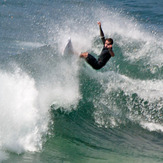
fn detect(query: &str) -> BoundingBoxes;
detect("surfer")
[80,22,114,70]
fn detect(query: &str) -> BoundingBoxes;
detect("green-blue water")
[0,0,163,162]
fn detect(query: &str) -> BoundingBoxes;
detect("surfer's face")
[105,40,112,49]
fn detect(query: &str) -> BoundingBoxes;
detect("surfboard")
[63,38,74,55]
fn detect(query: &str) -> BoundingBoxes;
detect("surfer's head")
[105,38,113,48]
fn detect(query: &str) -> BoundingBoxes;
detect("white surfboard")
[63,38,74,55]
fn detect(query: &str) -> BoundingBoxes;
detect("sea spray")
[47,3,163,130]
[0,68,49,158]
[0,0,163,162]
[49,55,81,111]
[93,71,163,129]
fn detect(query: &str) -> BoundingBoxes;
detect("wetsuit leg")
[85,54,101,70]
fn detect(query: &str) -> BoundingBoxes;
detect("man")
[80,22,115,70]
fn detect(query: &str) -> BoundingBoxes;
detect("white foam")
[93,71,163,128]
[121,77,162,102]
[140,122,163,132]
[49,57,81,111]
[0,68,49,160]
[103,72,163,103]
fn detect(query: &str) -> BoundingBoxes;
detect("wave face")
[0,0,163,162]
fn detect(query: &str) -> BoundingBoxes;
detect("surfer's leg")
[85,54,101,69]
[80,52,101,69]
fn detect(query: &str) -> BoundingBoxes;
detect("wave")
[93,71,163,128]
[0,1,163,162]
[0,45,81,160]
[0,68,49,160]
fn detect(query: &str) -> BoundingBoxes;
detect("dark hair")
[106,38,113,45]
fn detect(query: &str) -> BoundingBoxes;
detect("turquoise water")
[0,0,163,162]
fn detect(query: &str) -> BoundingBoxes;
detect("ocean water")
[0,0,163,162]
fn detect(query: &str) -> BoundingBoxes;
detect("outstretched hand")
[97,21,101,26]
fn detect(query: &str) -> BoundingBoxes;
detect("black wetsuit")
[86,47,112,70]
[85,27,113,70]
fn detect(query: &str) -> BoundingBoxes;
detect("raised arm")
[97,22,105,45]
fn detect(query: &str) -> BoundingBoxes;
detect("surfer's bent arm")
[97,22,105,45]
[108,48,115,57]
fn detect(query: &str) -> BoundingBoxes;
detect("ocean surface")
[0,0,163,162]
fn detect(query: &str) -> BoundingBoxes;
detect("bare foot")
[80,52,88,58]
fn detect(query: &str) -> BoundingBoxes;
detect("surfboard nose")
[63,38,74,55]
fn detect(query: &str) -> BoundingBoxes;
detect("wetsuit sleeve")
[99,25,105,45]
